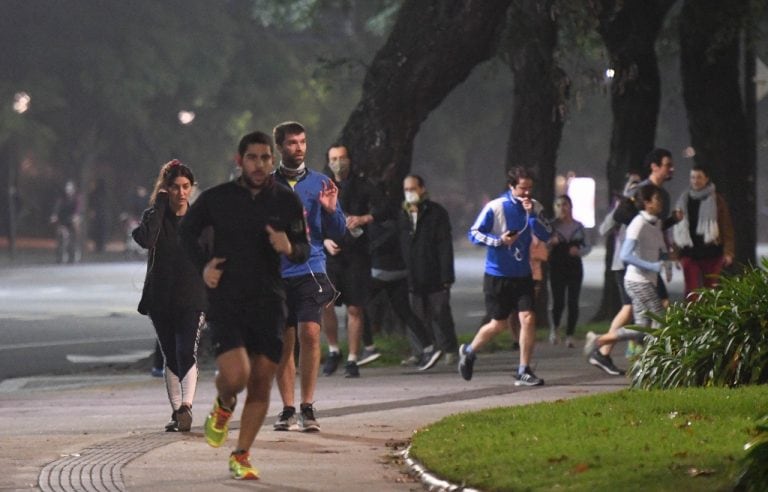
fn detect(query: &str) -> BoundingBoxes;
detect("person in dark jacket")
[368,195,444,371]
[399,175,458,363]
[132,160,207,433]
[178,131,310,480]
[321,144,382,377]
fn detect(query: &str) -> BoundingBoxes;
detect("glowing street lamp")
[13,92,30,114]
[178,110,195,125]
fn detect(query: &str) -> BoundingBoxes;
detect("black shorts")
[284,273,337,326]
[207,304,286,364]
[483,274,534,320]
[326,258,370,307]
[614,269,631,305]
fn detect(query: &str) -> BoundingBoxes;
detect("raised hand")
[318,178,338,213]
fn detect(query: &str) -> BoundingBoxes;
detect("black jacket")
[399,199,455,294]
[327,173,383,261]
[178,177,309,320]
[132,193,207,315]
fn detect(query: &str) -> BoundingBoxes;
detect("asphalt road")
[0,244,684,381]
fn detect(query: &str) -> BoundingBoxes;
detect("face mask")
[404,191,420,204]
[328,158,349,175]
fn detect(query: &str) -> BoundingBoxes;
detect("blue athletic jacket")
[468,190,551,278]
[274,168,346,278]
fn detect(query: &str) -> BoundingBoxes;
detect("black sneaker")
[588,349,626,376]
[322,351,342,376]
[418,348,443,371]
[514,367,544,386]
[344,360,360,378]
[176,404,193,432]
[273,406,298,431]
[299,403,320,432]
[458,344,476,381]
[165,410,179,432]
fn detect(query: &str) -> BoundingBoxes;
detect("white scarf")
[673,183,719,247]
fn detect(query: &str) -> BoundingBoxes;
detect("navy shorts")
[207,302,286,364]
[284,273,337,326]
[326,257,370,307]
[483,274,534,320]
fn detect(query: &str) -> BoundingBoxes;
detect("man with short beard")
[271,121,346,433]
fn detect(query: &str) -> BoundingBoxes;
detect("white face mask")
[328,158,349,176]
[404,191,420,204]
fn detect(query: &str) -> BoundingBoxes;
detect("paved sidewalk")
[0,343,628,491]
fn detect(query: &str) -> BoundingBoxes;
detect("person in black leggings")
[548,195,591,348]
[133,160,207,432]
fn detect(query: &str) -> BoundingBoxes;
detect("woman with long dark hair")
[133,160,207,432]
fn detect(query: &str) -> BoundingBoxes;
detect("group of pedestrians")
[129,134,735,480]
[131,123,461,480]
[585,148,734,376]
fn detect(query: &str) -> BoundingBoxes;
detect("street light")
[13,92,31,114]
[7,92,30,259]
[177,110,195,125]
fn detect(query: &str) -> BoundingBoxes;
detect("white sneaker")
[549,328,559,345]
[583,331,598,357]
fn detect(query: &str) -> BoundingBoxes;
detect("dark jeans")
[410,289,458,354]
[364,277,433,350]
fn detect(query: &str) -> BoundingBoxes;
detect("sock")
[518,365,528,376]
[348,354,358,362]
[463,345,473,355]
[365,344,376,352]
[283,405,296,414]
[328,344,340,354]
[423,344,434,353]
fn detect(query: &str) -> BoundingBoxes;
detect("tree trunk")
[503,0,567,327]
[504,0,566,218]
[339,0,513,194]
[680,0,754,267]
[590,0,675,321]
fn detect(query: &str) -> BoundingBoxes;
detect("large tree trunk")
[590,0,675,320]
[503,0,567,327]
[339,0,513,194]
[680,0,755,267]
[504,0,566,218]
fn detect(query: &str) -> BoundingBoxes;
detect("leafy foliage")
[630,258,768,389]
[735,414,768,491]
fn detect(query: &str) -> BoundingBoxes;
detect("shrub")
[735,414,768,492]
[630,258,768,389]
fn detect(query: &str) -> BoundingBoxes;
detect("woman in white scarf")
[672,164,735,300]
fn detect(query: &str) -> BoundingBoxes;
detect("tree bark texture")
[504,0,567,220]
[591,0,675,320]
[680,0,754,266]
[595,0,676,192]
[503,0,566,327]
[339,0,513,195]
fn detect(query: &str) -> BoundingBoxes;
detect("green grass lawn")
[409,386,768,491]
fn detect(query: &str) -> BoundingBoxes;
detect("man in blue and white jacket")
[272,121,346,433]
[459,167,551,386]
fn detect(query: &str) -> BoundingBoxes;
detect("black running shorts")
[483,274,534,320]
[284,273,337,326]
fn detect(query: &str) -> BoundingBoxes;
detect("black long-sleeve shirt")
[178,177,309,320]
[132,193,207,315]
